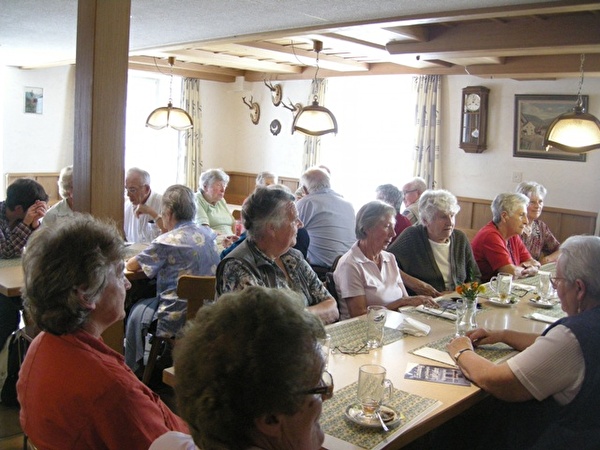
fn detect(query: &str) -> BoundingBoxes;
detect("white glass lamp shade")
[292,100,338,136]
[544,106,600,153]
[145,101,193,131]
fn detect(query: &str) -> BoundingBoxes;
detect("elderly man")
[401,176,427,225]
[124,168,165,243]
[471,192,540,282]
[0,178,48,350]
[445,235,600,448]
[296,167,355,274]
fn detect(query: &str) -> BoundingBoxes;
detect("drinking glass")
[489,272,513,302]
[366,305,386,348]
[357,364,393,419]
[318,333,332,369]
[538,271,554,300]
[454,298,468,337]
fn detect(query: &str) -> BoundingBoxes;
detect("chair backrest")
[176,275,217,321]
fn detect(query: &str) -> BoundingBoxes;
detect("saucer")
[529,298,558,309]
[487,297,514,307]
[344,404,402,429]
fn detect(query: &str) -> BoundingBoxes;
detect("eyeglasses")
[403,189,418,195]
[299,370,334,400]
[550,276,567,289]
[125,186,144,194]
[332,343,369,355]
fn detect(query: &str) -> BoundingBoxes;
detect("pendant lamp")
[543,55,600,153]
[145,57,193,131]
[292,40,338,137]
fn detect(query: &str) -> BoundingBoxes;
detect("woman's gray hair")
[419,189,461,224]
[491,193,529,223]
[355,200,396,240]
[559,235,600,300]
[174,286,326,450]
[255,171,277,186]
[242,185,295,241]
[375,184,403,213]
[199,168,230,191]
[22,214,125,335]
[516,181,547,200]
[162,184,196,221]
[58,165,73,199]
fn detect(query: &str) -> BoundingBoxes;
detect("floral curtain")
[181,78,203,192]
[412,75,442,189]
[301,78,327,171]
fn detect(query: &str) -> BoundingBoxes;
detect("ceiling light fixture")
[543,54,600,153]
[292,40,338,137]
[145,57,193,131]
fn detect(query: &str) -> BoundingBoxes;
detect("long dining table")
[163,267,563,449]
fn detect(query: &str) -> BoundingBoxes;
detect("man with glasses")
[445,235,600,448]
[401,176,427,225]
[124,168,165,243]
[150,286,332,450]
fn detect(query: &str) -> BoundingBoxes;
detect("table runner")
[410,334,516,364]
[327,318,405,351]
[321,381,440,449]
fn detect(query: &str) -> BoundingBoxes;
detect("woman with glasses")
[516,181,560,265]
[150,286,332,450]
[445,235,600,448]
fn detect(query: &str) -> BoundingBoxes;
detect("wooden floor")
[0,402,24,450]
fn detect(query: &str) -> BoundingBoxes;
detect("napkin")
[412,347,456,367]
[414,305,457,321]
[398,317,431,336]
[528,313,557,324]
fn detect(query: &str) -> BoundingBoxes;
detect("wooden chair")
[141,275,216,385]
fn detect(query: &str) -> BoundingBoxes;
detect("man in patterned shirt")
[0,178,48,350]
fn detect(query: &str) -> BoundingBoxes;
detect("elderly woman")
[17,215,187,449]
[516,181,560,265]
[471,193,540,282]
[194,168,236,240]
[375,183,412,242]
[446,235,600,448]
[256,170,278,187]
[43,165,73,227]
[150,286,331,450]
[217,185,339,324]
[125,185,220,372]
[333,200,436,320]
[388,189,480,295]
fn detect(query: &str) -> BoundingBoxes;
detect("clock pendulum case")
[459,86,490,153]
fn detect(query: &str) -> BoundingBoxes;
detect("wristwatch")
[453,347,473,362]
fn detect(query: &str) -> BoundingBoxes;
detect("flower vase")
[455,297,478,336]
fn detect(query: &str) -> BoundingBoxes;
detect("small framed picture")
[513,94,588,162]
[24,87,43,114]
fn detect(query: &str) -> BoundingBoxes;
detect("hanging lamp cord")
[576,54,584,109]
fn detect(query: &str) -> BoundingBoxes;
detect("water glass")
[357,364,393,418]
[366,305,386,348]
[538,271,554,300]
[454,298,468,336]
[318,333,332,369]
[489,272,513,301]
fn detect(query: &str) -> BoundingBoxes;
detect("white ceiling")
[1,0,599,80]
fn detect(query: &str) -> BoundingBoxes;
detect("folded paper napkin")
[398,317,431,336]
[528,313,557,324]
[415,305,457,321]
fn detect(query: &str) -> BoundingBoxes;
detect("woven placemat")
[524,306,566,319]
[410,334,516,363]
[321,381,439,449]
[328,318,405,351]
[0,257,21,269]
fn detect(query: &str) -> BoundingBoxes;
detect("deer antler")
[242,96,255,109]
[281,98,299,113]
[264,79,276,92]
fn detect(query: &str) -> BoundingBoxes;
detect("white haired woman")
[471,193,540,282]
[42,165,73,227]
[516,181,560,265]
[333,200,436,320]
[388,189,480,294]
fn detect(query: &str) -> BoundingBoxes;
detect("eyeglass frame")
[298,370,334,400]
[550,276,567,289]
[124,185,146,195]
[403,188,419,195]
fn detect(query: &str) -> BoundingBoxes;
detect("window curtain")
[412,75,442,189]
[301,78,327,171]
[181,78,203,191]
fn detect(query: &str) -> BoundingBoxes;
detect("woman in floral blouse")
[516,181,560,265]
[125,184,220,372]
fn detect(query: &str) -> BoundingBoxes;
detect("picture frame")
[513,94,588,162]
[24,87,44,114]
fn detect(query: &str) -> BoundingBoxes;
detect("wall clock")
[459,86,490,153]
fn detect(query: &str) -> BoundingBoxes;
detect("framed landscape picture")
[513,94,588,162]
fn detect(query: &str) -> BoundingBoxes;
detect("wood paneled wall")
[456,196,597,243]
[224,171,300,205]
[6,172,61,206]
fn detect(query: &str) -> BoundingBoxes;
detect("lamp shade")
[292,100,338,136]
[543,106,600,153]
[145,101,194,131]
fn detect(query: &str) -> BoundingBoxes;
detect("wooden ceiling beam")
[386,14,600,59]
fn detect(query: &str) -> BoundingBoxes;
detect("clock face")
[465,93,481,112]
